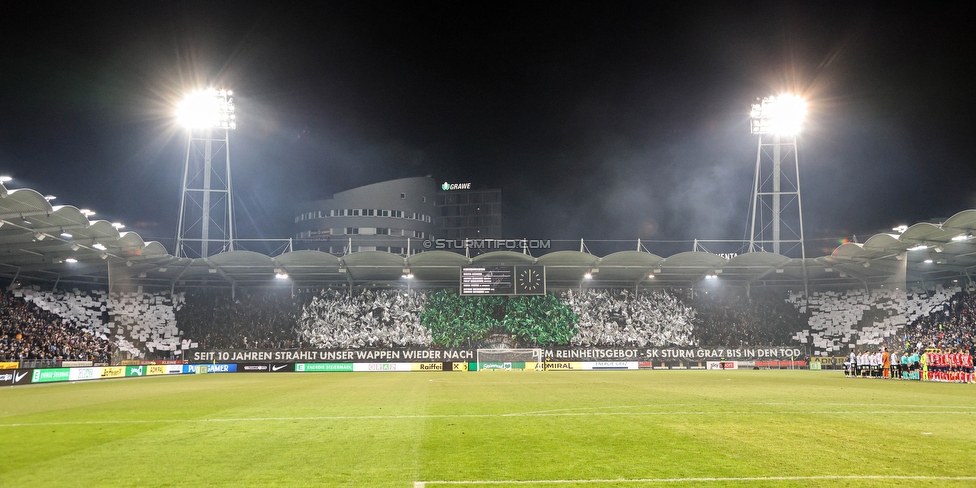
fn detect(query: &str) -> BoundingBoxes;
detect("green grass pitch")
[2,371,976,487]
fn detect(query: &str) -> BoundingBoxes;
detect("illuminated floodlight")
[275,272,289,279]
[176,88,237,130]
[924,259,934,264]
[952,234,971,241]
[892,225,909,234]
[112,222,125,229]
[907,244,928,251]
[60,232,72,238]
[92,243,107,251]
[0,176,11,182]
[65,258,78,263]
[583,273,593,280]
[750,94,807,135]
[44,195,56,201]
[80,209,96,217]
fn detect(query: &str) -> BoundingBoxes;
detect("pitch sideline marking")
[503,402,976,416]
[414,475,976,486]
[2,410,976,428]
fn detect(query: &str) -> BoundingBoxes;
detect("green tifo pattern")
[420,291,578,347]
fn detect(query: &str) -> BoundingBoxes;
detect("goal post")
[476,348,543,371]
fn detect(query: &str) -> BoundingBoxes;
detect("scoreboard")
[460,266,546,296]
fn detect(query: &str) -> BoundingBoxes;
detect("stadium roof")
[3,182,976,291]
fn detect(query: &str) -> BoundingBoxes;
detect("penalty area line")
[414,475,976,486]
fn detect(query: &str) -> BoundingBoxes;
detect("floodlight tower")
[748,94,807,260]
[175,88,237,258]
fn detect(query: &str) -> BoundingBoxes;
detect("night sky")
[2,1,975,257]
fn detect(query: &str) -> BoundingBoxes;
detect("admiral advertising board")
[147,365,169,376]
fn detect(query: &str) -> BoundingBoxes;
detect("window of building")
[345,227,359,235]
[376,228,390,235]
[400,193,406,199]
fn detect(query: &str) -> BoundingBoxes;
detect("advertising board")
[240,364,270,372]
[146,365,169,376]
[68,367,100,381]
[295,363,354,372]
[1,369,33,386]
[542,362,583,371]
[125,366,145,377]
[707,361,739,370]
[62,361,94,368]
[353,363,413,372]
[100,366,126,378]
[181,364,237,374]
[411,362,444,372]
[0,361,19,370]
[582,361,638,370]
[32,368,71,383]
[479,361,526,371]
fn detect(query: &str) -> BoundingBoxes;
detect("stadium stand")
[898,287,976,352]
[176,290,300,350]
[7,281,976,363]
[788,283,973,355]
[299,289,431,348]
[563,289,696,347]
[1,290,113,363]
[692,289,803,347]
[18,287,185,359]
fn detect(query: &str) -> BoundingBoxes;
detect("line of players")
[844,348,974,383]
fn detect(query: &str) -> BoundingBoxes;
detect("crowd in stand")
[692,289,803,347]
[897,290,976,353]
[0,291,113,362]
[563,289,696,347]
[790,285,960,356]
[7,281,976,359]
[176,290,301,350]
[298,289,431,348]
